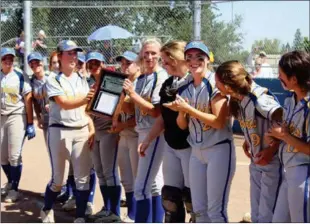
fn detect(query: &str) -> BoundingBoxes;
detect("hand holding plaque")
[86,69,128,119]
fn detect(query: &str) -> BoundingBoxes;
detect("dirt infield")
[1,128,250,223]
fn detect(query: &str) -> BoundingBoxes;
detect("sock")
[108,186,121,216]
[2,164,11,183]
[76,190,90,218]
[152,195,164,223]
[88,172,96,203]
[66,175,74,197]
[100,185,110,210]
[10,165,22,191]
[135,198,152,223]
[43,185,60,211]
[126,192,136,220]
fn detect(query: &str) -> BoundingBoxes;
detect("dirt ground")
[1,128,251,223]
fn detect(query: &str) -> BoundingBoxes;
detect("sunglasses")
[255,64,262,66]
[185,55,206,62]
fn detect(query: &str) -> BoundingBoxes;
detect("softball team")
[1,38,309,224]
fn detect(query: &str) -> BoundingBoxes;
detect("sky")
[214,0,310,51]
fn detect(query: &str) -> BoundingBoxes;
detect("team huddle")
[0,38,309,223]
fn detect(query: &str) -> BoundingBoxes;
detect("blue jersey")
[279,91,310,168]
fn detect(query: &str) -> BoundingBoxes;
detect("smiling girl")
[165,41,236,222]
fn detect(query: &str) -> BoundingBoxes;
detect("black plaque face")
[100,74,124,94]
[87,69,127,117]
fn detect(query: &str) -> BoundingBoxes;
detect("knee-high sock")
[10,165,22,191]
[152,195,164,223]
[126,192,136,220]
[76,190,90,218]
[2,164,12,183]
[88,172,96,203]
[99,185,110,210]
[135,198,152,223]
[107,186,121,216]
[43,185,60,211]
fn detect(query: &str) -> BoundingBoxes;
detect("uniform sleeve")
[209,74,221,100]
[22,74,32,96]
[46,76,65,98]
[256,94,282,120]
[151,71,168,105]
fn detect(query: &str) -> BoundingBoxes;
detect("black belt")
[49,124,87,129]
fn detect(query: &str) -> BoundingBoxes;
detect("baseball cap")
[38,30,46,38]
[116,51,138,62]
[259,51,267,57]
[27,52,43,63]
[86,51,106,63]
[57,40,83,52]
[78,52,86,63]
[1,48,16,58]
[185,41,210,58]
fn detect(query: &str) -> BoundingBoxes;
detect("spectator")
[15,31,25,69]
[102,40,114,64]
[33,30,48,68]
[257,51,274,78]
[251,57,263,78]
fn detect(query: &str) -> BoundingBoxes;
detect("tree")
[1,0,247,62]
[293,28,303,50]
[251,38,282,54]
[281,42,291,54]
[303,37,310,53]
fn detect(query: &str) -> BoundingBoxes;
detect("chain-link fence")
[1,1,309,76]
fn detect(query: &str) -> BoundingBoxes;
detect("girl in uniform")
[122,38,168,223]
[28,52,50,143]
[61,51,96,216]
[138,41,194,222]
[1,48,35,203]
[267,51,310,223]
[215,60,283,222]
[85,51,122,223]
[40,40,95,223]
[48,51,59,74]
[114,51,140,222]
[165,41,235,222]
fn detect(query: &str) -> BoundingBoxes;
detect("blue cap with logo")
[78,52,86,63]
[86,51,106,63]
[27,52,43,63]
[1,48,16,58]
[116,51,138,62]
[185,41,210,58]
[57,40,83,52]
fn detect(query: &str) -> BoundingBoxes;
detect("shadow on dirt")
[1,189,75,223]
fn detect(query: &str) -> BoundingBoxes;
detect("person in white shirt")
[256,51,274,79]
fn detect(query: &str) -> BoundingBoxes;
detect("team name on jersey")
[239,119,257,129]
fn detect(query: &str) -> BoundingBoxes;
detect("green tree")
[251,38,282,54]
[293,28,303,50]
[303,37,310,53]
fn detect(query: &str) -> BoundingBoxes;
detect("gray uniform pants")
[117,134,139,193]
[1,114,26,166]
[47,126,92,192]
[91,130,120,186]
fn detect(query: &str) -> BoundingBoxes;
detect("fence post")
[193,0,201,41]
[23,1,32,75]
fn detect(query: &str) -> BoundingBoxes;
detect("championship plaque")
[86,69,127,118]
